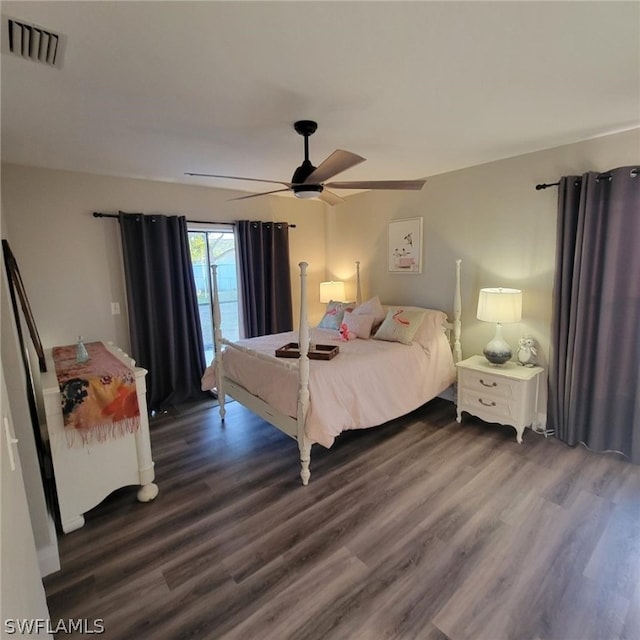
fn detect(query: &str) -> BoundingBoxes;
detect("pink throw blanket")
[52,342,140,446]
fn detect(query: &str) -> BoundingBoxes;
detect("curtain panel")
[236,220,293,338]
[119,212,206,411]
[548,167,640,463]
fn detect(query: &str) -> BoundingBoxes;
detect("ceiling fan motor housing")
[291,159,316,184]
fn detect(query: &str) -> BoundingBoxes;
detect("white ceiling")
[1,1,639,199]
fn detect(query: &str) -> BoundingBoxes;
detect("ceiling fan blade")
[304,150,366,184]
[185,172,292,188]
[325,179,426,191]
[229,188,291,202]
[318,189,345,206]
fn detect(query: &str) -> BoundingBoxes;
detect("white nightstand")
[456,355,543,443]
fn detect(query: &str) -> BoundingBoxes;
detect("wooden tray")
[275,342,339,360]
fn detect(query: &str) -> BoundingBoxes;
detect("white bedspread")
[219,327,456,448]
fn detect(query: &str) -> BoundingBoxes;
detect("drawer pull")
[479,379,497,388]
[478,399,496,407]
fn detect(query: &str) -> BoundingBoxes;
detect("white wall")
[0,165,328,351]
[327,129,640,373]
[9,130,635,362]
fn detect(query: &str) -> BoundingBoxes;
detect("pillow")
[373,307,427,345]
[407,308,448,347]
[352,295,386,326]
[342,311,375,339]
[317,300,356,330]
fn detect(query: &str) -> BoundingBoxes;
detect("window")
[188,227,240,364]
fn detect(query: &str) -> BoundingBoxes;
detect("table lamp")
[320,281,345,303]
[476,287,522,364]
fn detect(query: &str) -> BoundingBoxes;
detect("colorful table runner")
[52,342,140,446]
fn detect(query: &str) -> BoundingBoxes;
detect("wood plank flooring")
[43,398,640,640]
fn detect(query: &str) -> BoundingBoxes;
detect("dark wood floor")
[44,397,640,640]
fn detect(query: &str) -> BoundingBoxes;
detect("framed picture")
[388,217,423,273]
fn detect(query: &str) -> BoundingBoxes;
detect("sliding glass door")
[188,227,240,364]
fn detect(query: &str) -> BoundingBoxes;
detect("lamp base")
[482,322,513,365]
[483,338,512,365]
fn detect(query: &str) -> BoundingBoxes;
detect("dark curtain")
[548,166,640,463]
[119,212,206,411]
[236,220,293,337]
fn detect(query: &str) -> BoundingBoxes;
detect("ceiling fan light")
[293,184,323,199]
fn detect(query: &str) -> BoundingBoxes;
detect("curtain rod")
[537,168,639,191]
[92,212,296,228]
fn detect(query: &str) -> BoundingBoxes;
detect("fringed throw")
[52,342,140,447]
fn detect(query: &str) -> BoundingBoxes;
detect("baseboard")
[438,385,456,403]
[37,515,60,577]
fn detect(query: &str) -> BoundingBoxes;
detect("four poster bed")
[202,260,462,485]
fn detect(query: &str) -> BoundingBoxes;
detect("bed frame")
[211,259,462,485]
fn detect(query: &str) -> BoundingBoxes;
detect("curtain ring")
[631,168,639,178]
[595,173,612,183]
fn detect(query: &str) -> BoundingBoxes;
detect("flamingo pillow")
[373,307,427,345]
[342,310,375,339]
[318,300,356,330]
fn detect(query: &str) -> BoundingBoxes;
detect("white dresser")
[41,342,158,533]
[456,355,543,443]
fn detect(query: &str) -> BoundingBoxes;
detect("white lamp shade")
[320,281,346,303]
[476,288,522,323]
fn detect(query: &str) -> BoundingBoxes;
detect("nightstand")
[456,355,543,443]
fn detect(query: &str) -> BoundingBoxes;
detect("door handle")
[4,416,19,472]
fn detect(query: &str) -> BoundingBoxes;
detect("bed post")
[296,261,312,485]
[453,259,462,363]
[210,264,226,421]
[355,260,362,305]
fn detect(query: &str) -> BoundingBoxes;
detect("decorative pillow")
[409,308,448,347]
[317,300,356,330]
[373,307,427,345]
[342,311,375,339]
[352,295,386,326]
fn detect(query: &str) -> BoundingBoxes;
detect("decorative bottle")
[76,336,89,363]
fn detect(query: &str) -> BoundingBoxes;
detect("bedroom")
[1,2,639,638]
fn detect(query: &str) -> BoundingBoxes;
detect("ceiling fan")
[185,120,426,206]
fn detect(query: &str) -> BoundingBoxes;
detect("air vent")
[1,16,66,68]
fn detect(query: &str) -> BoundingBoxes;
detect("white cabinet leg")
[137,483,159,502]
